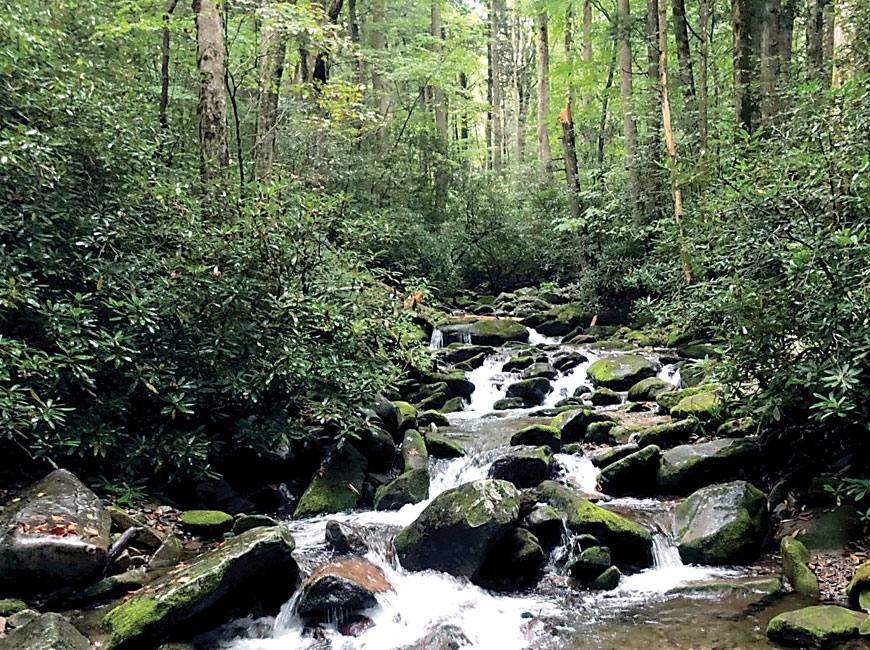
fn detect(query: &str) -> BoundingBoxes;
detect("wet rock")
[148,535,183,570]
[393,402,419,437]
[418,372,476,400]
[632,419,694,449]
[522,362,558,380]
[675,480,766,565]
[399,624,472,650]
[2,611,89,650]
[552,352,588,372]
[568,546,611,582]
[488,446,554,488]
[394,479,520,580]
[436,344,495,365]
[493,397,527,410]
[656,438,758,494]
[586,355,660,391]
[537,481,651,567]
[627,377,675,402]
[294,443,367,518]
[418,410,450,428]
[766,605,865,647]
[232,514,279,535]
[561,443,584,455]
[523,304,592,337]
[592,565,622,590]
[551,408,617,444]
[340,615,375,637]
[479,528,545,587]
[847,561,870,611]
[590,444,640,469]
[325,520,369,556]
[103,526,298,650]
[106,506,163,549]
[589,388,622,406]
[178,510,233,538]
[503,355,535,372]
[584,421,617,445]
[69,568,148,607]
[717,417,756,438]
[521,504,564,547]
[510,424,561,451]
[441,397,466,414]
[0,469,111,596]
[295,558,392,621]
[597,445,661,496]
[656,385,713,413]
[425,431,465,458]
[505,378,552,407]
[374,431,430,511]
[671,392,722,421]
[374,396,400,436]
[779,506,862,553]
[440,320,529,346]
[355,425,398,472]
[781,537,820,599]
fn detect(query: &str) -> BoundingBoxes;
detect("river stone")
[394,479,520,579]
[493,397,527,410]
[398,624,472,650]
[767,605,865,647]
[478,527,545,587]
[418,372,476,400]
[325,520,369,556]
[510,424,561,451]
[148,535,183,570]
[675,480,767,565]
[586,355,660,391]
[0,469,112,596]
[536,481,652,567]
[521,504,564,546]
[781,537,820,599]
[628,377,676,402]
[232,514,279,535]
[718,417,756,438]
[1,611,90,650]
[425,431,465,458]
[106,506,163,549]
[568,545,612,582]
[522,362,558,380]
[503,355,534,372]
[488,446,554,488]
[552,352,588,372]
[656,386,712,413]
[178,510,233,538]
[293,443,367,518]
[418,410,450,429]
[439,319,529,346]
[103,526,298,650]
[592,565,622,590]
[597,445,661,496]
[441,397,466,414]
[656,438,759,494]
[847,561,870,609]
[590,444,640,469]
[523,303,591,337]
[671,392,722,421]
[393,401,419,438]
[632,419,694,449]
[373,469,430,511]
[551,408,617,444]
[437,344,494,364]
[294,558,392,621]
[505,378,552,406]
[589,388,622,406]
[585,421,617,445]
[70,568,148,607]
[374,396,400,436]
[355,425,397,472]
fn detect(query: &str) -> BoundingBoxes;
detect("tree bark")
[780,0,796,68]
[490,0,505,174]
[832,0,855,87]
[698,0,709,150]
[431,0,449,218]
[598,46,617,169]
[193,0,229,186]
[671,0,696,97]
[254,0,286,183]
[159,0,180,162]
[371,0,390,117]
[760,0,781,125]
[645,0,662,217]
[658,0,693,283]
[732,0,757,132]
[807,0,826,79]
[561,100,583,227]
[617,0,638,197]
[536,11,552,177]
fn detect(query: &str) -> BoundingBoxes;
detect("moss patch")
[178,511,233,537]
[767,605,865,647]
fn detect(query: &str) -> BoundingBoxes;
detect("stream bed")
[216,332,824,650]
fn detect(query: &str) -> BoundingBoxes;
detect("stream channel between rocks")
[214,331,842,650]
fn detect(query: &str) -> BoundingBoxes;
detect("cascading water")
[428,328,444,350]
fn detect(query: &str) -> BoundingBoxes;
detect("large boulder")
[478,528,545,588]
[781,537,820,599]
[767,606,865,648]
[505,378,552,406]
[523,303,591,337]
[293,443,367,518]
[0,469,111,596]
[671,392,723,421]
[597,445,661,496]
[436,344,495,365]
[294,558,392,621]
[439,319,529,347]
[656,439,758,494]
[675,480,767,565]
[510,424,561,451]
[2,611,90,650]
[847,561,870,610]
[374,431,430,511]
[103,526,298,650]
[586,355,660,391]
[536,481,651,567]
[590,444,640,469]
[632,419,694,449]
[394,479,520,580]
[551,408,617,444]
[424,431,465,459]
[656,385,712,413]
[488,446,554,488]
[627,377,676,402]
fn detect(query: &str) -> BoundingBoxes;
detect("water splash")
[428,328,445,350]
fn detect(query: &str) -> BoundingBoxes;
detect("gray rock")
[2,611,89,650]
[656,439,758,494]
[488,446,554,488]
[597,446,661,496]
[505,378,552,406]
[325,520,369,556]
[294,558,392,621]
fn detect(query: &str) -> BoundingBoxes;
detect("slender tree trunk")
[561,100,583,226]
[159,0,180,162]
[832,0,855,87]
[370,0,390,118]
[671,0,696,97]
[581,0,593,155]
[645,0,662,217]
[823,1,835,82]
[698,0,709,150]
[193,0,229,186]
[254,1,286,182]
[486,42,493,168]
[511,11,524,165]
[780,0,796,68]
[617,0,639,198]
[431,0,449,218]
[491,0,505,174]
[732,0,756,132]
[459,72,470,143]
[598,47,618,169]
[807,0,826,79]
[536,11,552,177]
[658,0,693,283]
[760,0,781,125]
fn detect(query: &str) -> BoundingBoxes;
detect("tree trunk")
[193,0,229,186]
[581,0,593,156]
[598,46,617,169]
[832,0,855,87]
[760,0,781,125]
[617,0,639,197]
[491,0,505,174]
[807,0,826,79]
[645,0,662,218]
[254,0,286,183]
[536,11,552,177]
[159,0,180,162]
[459,72,470,143]
[371,0,390,116]
[732,0,757,132]
[658,0,693,283]
[780,0,796,68]
[672,0,696,97]
[431,0,449,218]
[698,0,709,150]
[511,10,524,165]
[561,100,583,227]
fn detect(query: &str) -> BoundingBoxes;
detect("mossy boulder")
[671,392,723,421]
[394,479,520,580]
[781,537,820,599]
[294,558,392,622]
[440,319,529,347]
[627,377,675,402]
[505,378,552,406]
[502,355,535,372]
[70,568,149,608]
[597,445,661,496]
[632,419,695,449]
[553,352,588,372]
[847,561,870,609]
[568,546,612,582]
[656,438,758,494]
[590,444,640,469]
[424,432,465,459]
[767,606,865,648]
[393,401,419,438]
[718,417,757,438]
[656,386,713,413]
[551,408,617,444]
[510,424,561,451]
[521,504,564,547]
[536,480,652,567]
[3,612,89,650]
[373,469,430,511]
[232,514,279,535]
[436,344,495,365]
[493,398,526,410]
[418,410,450,429]
[523,303,592,337]
[478,528,545,587]
[488,446,554,488]
[675,480,767,565]
[592,566,622,590]
[586,355,661,391]
[585,421,617,445]
[293,443,367,518]
[441,397,465,413]
[178,511,233,538]
[522,362,558,380]
[589,388,623,406]
[0,469,112,596]
[103,526,298,650]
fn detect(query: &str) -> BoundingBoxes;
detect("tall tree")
[617,0,639,197]
[832,0,856,87]
[732,0,759,132]
[562,7,582,225]
[254,0,287,182]
[760,0,782,124]
[159,0,180,162]
[807,0,827,80]
[431,0,449,217]
[490,0,505,173]
[370,0,390,117]
[193,0,229,186]
[698,0,709,150]
[671,0,696,98]
[536,10,552,176]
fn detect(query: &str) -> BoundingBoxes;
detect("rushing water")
[219,333,788,650]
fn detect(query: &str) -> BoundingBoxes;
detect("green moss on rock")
[586,355,660,391]
[425,432,465,459]
[293,443,367,519]
[510,424,561,450]
[178,511,233,537]
[627,377,675,402]
[767,605,865,647]
[373,468,430,511]
[671,392,723,421]
[656,385,713,413]
[781,536,820,599]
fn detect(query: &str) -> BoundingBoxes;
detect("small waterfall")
[458,331,473,344]
[527,327,563,346]
[428,328,445,350]
[658,363,682,387]
[651,534,684,569]
[554,453,602,496]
